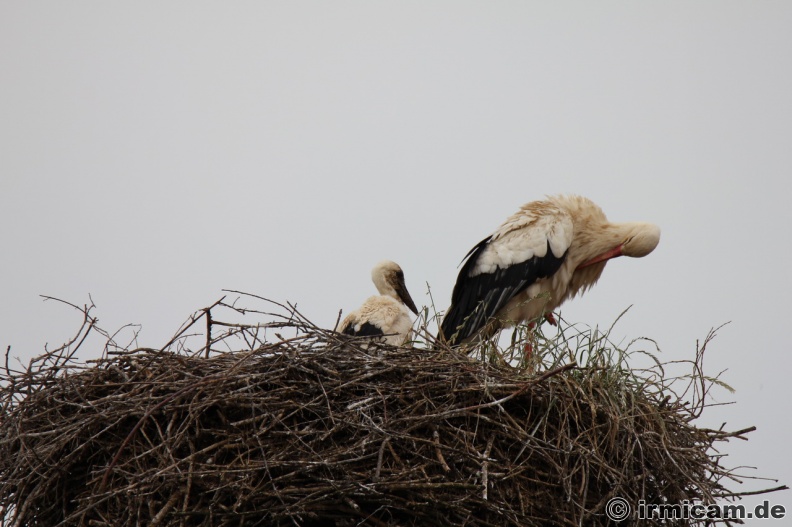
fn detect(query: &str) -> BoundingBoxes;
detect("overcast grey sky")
[2,2,790,520]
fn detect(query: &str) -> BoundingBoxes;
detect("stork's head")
[371,260,419,315]
[621,222,662,258]
[546,195,660,269]
[577,222,661,268]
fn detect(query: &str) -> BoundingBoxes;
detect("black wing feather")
[440,239,566,346]
[343,321,384,338]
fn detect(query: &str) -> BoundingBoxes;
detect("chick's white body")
[339,296,415,346]
[337,260,418,346]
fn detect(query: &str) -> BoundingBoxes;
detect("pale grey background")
[2,2,790,521]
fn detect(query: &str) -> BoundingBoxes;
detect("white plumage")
[441,195,660,346]
[337,260,419,346]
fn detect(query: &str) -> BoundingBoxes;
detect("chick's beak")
[395,279,419,315]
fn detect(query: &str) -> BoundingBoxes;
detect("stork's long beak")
[578,245,624,269]
[395,279,419,315]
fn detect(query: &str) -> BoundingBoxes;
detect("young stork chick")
[337,260,419,346]
[440,195,660,347]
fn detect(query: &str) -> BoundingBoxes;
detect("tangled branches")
[0,294,785,526]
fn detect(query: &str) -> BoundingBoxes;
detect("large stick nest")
[0,294,784,526]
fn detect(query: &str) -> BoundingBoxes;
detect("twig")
[374,438,389,481]
[481,436,495,500]
[150,492,180,527]
[719,484,789,497]
[204,306,213,359]
[433,429,451,473]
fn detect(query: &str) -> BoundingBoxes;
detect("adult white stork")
[440,194,660,347]
[337,260,419,346]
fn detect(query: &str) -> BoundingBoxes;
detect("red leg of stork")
[525,313,556,367]
[524,321,537,359]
